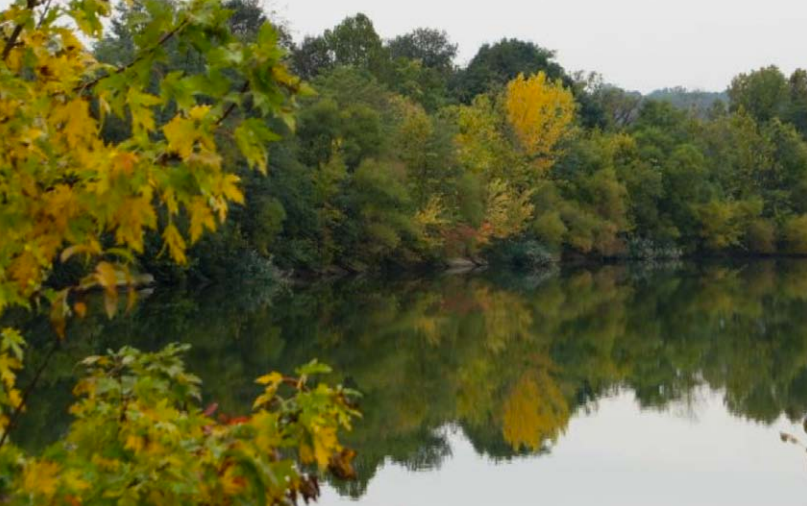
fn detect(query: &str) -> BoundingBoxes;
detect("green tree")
[451,39,566,103]
[729,66,790,123]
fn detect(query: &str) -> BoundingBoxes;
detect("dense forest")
[3,0,807,501]
[88,3,807,282]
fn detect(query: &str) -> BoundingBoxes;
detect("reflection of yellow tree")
[501,370,570,451]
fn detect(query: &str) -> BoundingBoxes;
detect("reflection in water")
[10,260,807,502]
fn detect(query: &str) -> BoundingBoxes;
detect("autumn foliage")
[0,0,359,502]
[505,72,576,171]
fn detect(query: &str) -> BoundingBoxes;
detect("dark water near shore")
[14,260,807,505]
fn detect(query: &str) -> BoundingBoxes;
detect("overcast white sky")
[275,0,807,94]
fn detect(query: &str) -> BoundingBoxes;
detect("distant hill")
[645,87,728,116]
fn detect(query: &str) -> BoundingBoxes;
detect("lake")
[13,260,807,505]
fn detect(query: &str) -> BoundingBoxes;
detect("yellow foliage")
[480,179,534,242]
[501,370,570,451]
[505,72,576,172]
[414,196,448,250]
[22,460,61,499]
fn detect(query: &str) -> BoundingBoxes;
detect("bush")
[626,237,683,260]
[783,214,807,254]
[745,219,777,254]
[489,239,555,270]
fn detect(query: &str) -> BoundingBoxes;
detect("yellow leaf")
[51,98,93,149]
[188,104,211,121]
[22,461,60,498]
[94,262,118,293]
[163,224,187,264]
[127,88,161,135]
[256,372,283,385]
[163,115,197,159]
[0,354,20,389]
[124,434,145,453]
[189,198,216,243]
[220,174,244,205]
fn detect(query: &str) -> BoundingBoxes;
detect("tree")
[728,66,790,123]
[387,28,457,73]
[323,13,386,73]
[291,35,333,80]
[0,0,358,501]
[788,69,807,136]
[504,72,576,172]
[452,39,566,103]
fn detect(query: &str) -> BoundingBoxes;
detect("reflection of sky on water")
[320,388,806,506]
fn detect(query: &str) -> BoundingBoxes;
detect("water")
[13,260,807,504]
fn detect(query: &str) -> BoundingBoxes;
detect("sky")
[275,0,807,94]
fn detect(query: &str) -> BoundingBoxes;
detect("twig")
[76,17,190,94]
[0,342,58,448]
[215,81,250,126]
[1,0,38,61]
[35,0,52,29]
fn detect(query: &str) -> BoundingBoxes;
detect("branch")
[0,342,58,448]
[35,0,52,29]
[1,0,38,61]
[215,81,250,126]
[76,17,190,94]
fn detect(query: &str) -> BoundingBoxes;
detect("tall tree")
[387,28,457,73]
[728,66,790,123]
[323,13,386,72]
[452,39,566,103]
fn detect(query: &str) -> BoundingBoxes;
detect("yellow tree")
[0,0,358,501]
[505,72,576,173]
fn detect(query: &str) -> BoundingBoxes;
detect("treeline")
[95,4,807,279]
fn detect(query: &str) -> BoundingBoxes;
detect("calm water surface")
[14,260,807,505]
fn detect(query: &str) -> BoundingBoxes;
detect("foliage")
[4,346,358,504]
[505,72,576,172]
[0,0,359,502]
[142,11,807,273]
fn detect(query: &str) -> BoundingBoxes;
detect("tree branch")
[76,17,190,94]
[1,0,38,61]
[0,342,58,448]
[35,0,52,29]
[215,81,250,126]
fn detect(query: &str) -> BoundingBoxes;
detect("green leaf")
[234,119,279,173]
[295,360,332,378]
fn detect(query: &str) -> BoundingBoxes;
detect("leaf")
[256,372,283,386]
[127,88,162,136]
[49,289,70,339]
[21,460,60,498]
[234,119,279,173]
[189,199,216,243]
[51,99,94,149]
[160,71,196,111]
[94,262,118,294]
[220,174,244,205]
[73,301,87,318]
[163,115,197,159]
[163,224,187,264]
[0,354,20,389]
[295,360,332,378]
[103,291,118,319]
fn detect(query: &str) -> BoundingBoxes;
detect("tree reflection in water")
[11,260,807,497]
